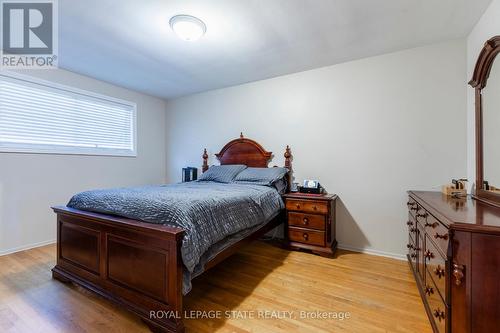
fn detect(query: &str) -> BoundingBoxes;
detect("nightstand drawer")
[288,227,325,246]
[286,199,328,214]
[288,212,325,230]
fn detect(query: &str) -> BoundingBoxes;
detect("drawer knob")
[434,232,448,240]
[434,265,445,279]
[425,221,438,228]
[409,227,417,233]
[410,252,417,259]
[313,205,317,211]
[453,263,465,286]
[302,233,309,240]
[424,250,434,261]
[433,309,445,321]
[302,217,309,225]
[296,204,301,209]
[406,221,413,226]
[406,243,414,249]
[425,285,434,296]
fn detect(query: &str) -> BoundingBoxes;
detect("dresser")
[283,193,337,256]
[407,191,500,333]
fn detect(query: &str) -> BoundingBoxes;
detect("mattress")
[67,181,284,293]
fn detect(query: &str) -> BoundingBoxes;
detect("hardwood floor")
[0,242,432,333]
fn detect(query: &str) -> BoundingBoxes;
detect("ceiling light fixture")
[169,15,206,42]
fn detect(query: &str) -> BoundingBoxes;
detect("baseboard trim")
[1,239,406,261]
[0,239,56,257]
[337,244,406,261]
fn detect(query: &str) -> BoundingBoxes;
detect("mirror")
[470,36,500,207]
[482,58,500,192]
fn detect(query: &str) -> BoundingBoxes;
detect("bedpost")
[202,148,209,173]
[284,145,292,192]
[284,145,292,170]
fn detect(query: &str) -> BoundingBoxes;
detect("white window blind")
[0,73,137,156]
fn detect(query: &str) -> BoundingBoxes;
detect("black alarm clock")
[299,179,322,194]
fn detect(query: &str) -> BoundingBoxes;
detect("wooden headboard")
[202,133,292,175]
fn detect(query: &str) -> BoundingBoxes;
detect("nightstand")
[283,193,337,257]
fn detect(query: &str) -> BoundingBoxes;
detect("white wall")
[165,40,467,259]
[0,69,167,255]
[466,0,500,189]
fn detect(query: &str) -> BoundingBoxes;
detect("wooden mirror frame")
[469,36,500,207]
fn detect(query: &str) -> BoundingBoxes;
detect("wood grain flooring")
[0,242,432,333]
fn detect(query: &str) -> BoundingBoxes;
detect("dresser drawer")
[288,227,325,246]
[425,235,446,302]
[408,219,417,265]
[415,206,429,228]
[288,212,325,230]
[407,197,418,217]
[424,214,449,256]
[409,248,418,272]
[286,199,328,214]
[425,269,448,333]
[407,213,417,237]
[407,228,416,251]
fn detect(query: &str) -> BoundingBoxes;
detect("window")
[0,72,137,156]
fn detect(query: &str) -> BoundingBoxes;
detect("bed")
[51,134,292,333]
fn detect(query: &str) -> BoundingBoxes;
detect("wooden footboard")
[52,206,185,333]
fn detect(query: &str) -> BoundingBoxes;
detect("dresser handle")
[407,201,416,207]
[296,204,301,209]
[410,227,417,233]
[410,252,417,259]
[410,206,418,211]
[303,217,309,225]
[424,250,434,261]
[434,232,448,240]
[433,309,445,321]
[312,205,317,211]
[425,285,434,296]
[425,221,438,228]
[434,265,445,279]
[453,263,465,286]
[406,243,414,249]
[406,221,413,226]
[416,212,428,219]
[302,233,309,241]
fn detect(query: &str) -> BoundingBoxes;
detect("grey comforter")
[67,181,284,293]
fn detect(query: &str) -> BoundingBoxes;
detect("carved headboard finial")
[284,145,292,170]
[284,145,293,192]
[240,132,244,139]
[202,148,209,173]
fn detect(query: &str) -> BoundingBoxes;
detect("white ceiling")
[59,0,492,99]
